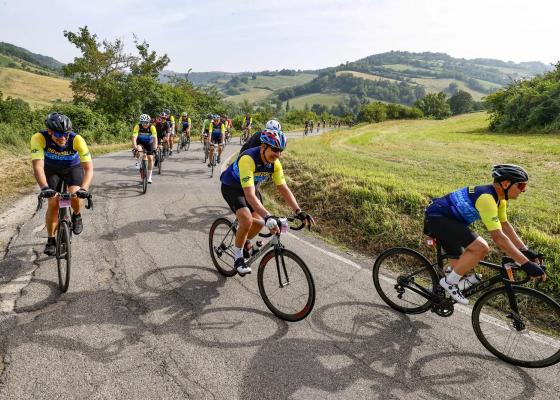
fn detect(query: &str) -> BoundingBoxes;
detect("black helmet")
[492,164,528,183]
[45,112,72,133]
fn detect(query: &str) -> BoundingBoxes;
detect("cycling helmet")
[45,112,72,132]
[265,119,282,131]
[139,114,151,124]
[163,108,171,116]
[160,111,168,118]
[492,164,528,183]
[213,114,221,120]
[181,112,188,117]
[260,129,287,150]
[207,113,213,119]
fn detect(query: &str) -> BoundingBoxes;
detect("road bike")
[209,216,315,321]
[132,149,149,193]
[372,238,560,368]
[176,133,190,153]
[241,127,250,145]
[154,145,163,175]
[202,139,210,164]
[37,183,93,293]
[209,143,219,177]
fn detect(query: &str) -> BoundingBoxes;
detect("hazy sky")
[1,0,558,73]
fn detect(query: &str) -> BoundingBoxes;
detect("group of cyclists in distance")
[29,108,546,314]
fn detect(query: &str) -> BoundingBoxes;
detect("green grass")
[224,73,317,104]
[224,88,273,103]
[411,77,487,100]
[288,93,347,109]
[336,70,398,83]
[267,112,560,300]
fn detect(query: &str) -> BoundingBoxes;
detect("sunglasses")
[516,182,527,190]
[52,131,69,139]
[269,146,283,154]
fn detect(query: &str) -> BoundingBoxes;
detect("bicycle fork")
[274,246,290,288]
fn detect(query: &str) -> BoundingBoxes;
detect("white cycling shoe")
[439,277,469,305]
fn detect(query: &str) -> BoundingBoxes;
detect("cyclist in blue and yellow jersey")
[30,113,93,256]
[423,164,545,304]
[178,111,192,140]
[132,113,157,183]
[208,114,224,166]
[220,129,314,275]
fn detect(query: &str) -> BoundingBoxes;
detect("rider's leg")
[448,237,489,280]
[46,197,60,238]
[208,143,215,166]
[218,143,223,161]
[234,207,252,251]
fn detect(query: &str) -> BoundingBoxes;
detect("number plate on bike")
[59,198,71,208]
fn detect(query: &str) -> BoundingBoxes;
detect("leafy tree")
[285,100,290,112]
[358,102,387,123]
[448,90,474,115]
[414,92,451,119]
[446,82,459,96]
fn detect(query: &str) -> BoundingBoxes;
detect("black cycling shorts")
[45,165,84,192]
[221,184,263,213]
[423,215,478,258]
[138,139,156,155]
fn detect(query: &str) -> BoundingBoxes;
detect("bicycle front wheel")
[258,249,315,322]
[141,160,148,194]
[185,138,190,151]
[176,141,181,153]
[157,150,162,175]
[372,247,436,314]
[472,286,560,368]
[209,218,237,277]
[56,220,71,292]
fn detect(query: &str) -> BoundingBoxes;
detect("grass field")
[224,73,317,104]
[288,93,347,109]
[411,77,487,100]
[0,67,72,107]
[266,112,560,299]
[224,88,273,103]
[336,70,398,83]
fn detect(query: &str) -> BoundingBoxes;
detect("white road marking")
[287,232,363,270]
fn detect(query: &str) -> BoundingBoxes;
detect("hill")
[0,42,64,74]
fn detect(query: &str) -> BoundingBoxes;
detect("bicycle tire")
[141,159,148,193]
[257,249,315,322]
[472,286,560,368]
[209,218,237,277]
[372,247,436,314]
[176,141,181,154]
[56,220,71,292]
[185,137,190,151]
[157,149,162,175]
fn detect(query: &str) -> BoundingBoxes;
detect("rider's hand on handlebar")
[40,186,57,198]
[265,215,280,234]
[296,210,315,230]
[521,260,547,281]
[75,188,90,199]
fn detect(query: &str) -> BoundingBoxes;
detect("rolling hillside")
[0,68,72,107]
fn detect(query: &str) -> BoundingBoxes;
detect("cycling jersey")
[30,131,91,168]
[221,147,285,189]
[426,185,507,231]
[244,117,253,127]
[132,124,157,143]
[202,118,211,134]
[179,117,192,132]
[211,121,225,141]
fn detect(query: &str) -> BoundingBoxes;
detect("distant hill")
[0,42,64,73]
[177,51,551,110]
[0,68,72,107]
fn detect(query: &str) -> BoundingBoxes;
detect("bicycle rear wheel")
[185,137,190,151]
[56,220,71,292]
[209,218,237,277]
[211,154,215,177]
[157,149,162,174]
[372,247,436,314]
[176,140,181,153]
[141,160,148,193]
[472,286,560,368]
[258,249,315,322]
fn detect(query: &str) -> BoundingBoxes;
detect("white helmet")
[265,119,281,131]
[139,114,151,123]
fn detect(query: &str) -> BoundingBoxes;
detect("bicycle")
[303,126,309,136]
[241,128,250,145]
[202,139,210,164]
[132,149,149,194]
[37,183,93,293]
[154,145,163,175]
[372,239,560,368]
[176,133,190,153]
[209,143,219,177]
[209,216,315,321]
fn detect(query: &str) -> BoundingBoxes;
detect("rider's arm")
[501,221,526,249]
[220,123,225,142]
[30,133,48,188]
[489,229,528,265]
[132,124,139,147]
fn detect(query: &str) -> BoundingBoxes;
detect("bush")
[414,92,452,119]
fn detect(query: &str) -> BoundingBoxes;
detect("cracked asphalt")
[0,136,559,399]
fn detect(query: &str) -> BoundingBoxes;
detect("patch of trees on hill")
[0,42,64,72]
[276,72,424,105]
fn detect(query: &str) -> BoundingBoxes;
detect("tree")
[448,90,474,115]
[357,102,387,123]
[414,86,427,100]
[285,100,290,112]
[414,92,451,119]
[446,82,459,96]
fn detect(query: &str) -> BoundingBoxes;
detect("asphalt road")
[0,134,559,399]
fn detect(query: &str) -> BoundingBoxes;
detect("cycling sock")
[234,246,243,259]
[446,270,462,285]
[148,169,153,180]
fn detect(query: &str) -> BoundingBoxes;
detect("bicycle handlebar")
[37,192,93,211]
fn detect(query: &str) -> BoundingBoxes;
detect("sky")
[0,0,558,73]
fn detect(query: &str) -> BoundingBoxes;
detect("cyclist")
[30,113,93,256]
[423,164,546,304]
[239,119,281,155]
[201,113,212,143]
[208,114,224,166]
[155,111,171,157]
[310,120,314,133]
[304,120,309,135]
[243,112,253,140]
[178,111,192,142]
[220,129,314,275]
[221,114,232,143]
[132,114,157,183]
[163,108,175,155]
